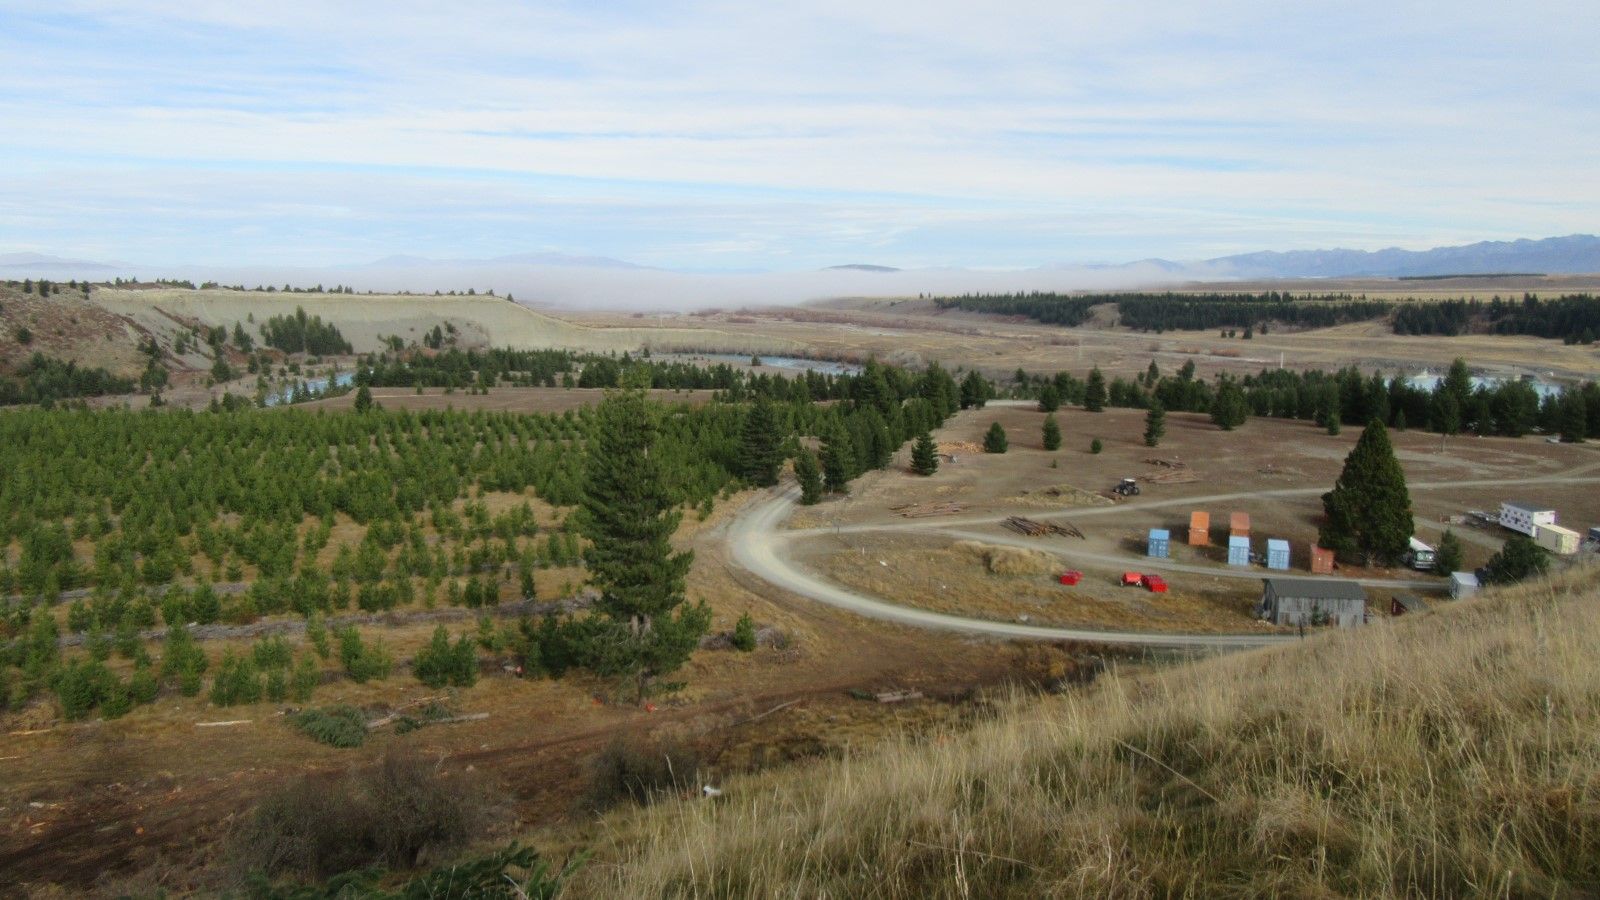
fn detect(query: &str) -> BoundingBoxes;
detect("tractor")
[1112,477,1140,497]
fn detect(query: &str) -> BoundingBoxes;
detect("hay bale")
[954,541,1057,576]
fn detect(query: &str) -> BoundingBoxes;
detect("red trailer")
[1058,570,1084,585]
[1142,574,1169,593]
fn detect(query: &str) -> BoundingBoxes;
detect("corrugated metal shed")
[1147,528,1170,558]
[1258,577,1367,628]
[1188,511,1210,546]
[1227,535,1251,566]
[1266,539,1290,570]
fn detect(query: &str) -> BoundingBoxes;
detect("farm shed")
[1147,528,1170,558]
[1229,512,1250,538]
[1257,577,1367,628]
[1227,535,1251,566]
[1535,523,1580,555]
[1309,546,1335,575]
[1499,501,1555,537]
[1266,539,1290,571]
[1188,511,1210,546]
[1449,571,1479,600]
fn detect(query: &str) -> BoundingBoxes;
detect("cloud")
[1,1,1597,269]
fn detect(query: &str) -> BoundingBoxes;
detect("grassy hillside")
[573,567,1600,897]
[90,288,802,356]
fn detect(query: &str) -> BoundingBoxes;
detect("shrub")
[211,649,264,706]
[231,748,493,878]
[336,626,392,684]
[252,635,293,671]
[732,613,757,652]
[129,660,160,704]
[54,658,113,721]
[982,422,1008,453]
[414,626,478,688]
[1090,438,1103,454]
[289,653,320,703]
[584,737,701,813]
[290,705,368,749]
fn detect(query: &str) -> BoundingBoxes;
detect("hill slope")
[577,568,1600,897]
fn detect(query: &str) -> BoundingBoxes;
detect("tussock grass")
[577,566,1600,897]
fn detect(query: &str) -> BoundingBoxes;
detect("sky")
[1,0,1597,271]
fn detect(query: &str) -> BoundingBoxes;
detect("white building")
[1499,501,1556,537]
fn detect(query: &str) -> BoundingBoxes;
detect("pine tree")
[1083,368,1107,412]
[1483,534,1549,585]
[910,431,939,475]
[821,424,854,494]
[738,397,784,486]
[1041,414,1061,451]
[1210,380,1248,430]
[353,384,374,413]
[1143,401,1166,447]
[959,370,989,410]
[983,422,1008,453]
[575,390,704,700]
[1319,421,1413,566]
[1037,384,1060,412]
[1558,390,1588,443]
[795,448,824,505]
[1433,529,1463,573]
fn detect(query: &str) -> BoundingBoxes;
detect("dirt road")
[730,469,1600,648]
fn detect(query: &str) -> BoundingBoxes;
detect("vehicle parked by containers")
[1403,537,1436,571]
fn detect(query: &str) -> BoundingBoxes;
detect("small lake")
[704,354,863,376]
[1405,372,1563,401]
[263,370,356,407]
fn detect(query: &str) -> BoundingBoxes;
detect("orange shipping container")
[1229,511,1250,537]
[1188,511,1210,546]
[1310,546,1335,574]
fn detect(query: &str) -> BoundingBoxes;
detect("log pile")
[891,501,967,518]
[1002,516,1085,539]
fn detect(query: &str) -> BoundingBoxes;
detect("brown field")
[789,404,1600,630]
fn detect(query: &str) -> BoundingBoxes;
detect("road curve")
[729,486,1295,649]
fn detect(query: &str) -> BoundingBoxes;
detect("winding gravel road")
[728,467,1600,649]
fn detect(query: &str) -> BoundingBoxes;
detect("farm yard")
[779,404,1600,635]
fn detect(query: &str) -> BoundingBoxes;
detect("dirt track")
[730,468,1600,648]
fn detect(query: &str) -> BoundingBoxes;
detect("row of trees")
[260,307,353,355]
[932,291,1392,332]
[0,354,134,407]
[1392,294,1600,344]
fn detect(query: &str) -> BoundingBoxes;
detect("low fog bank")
[7,259,1205,311]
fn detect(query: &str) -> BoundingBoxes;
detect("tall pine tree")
[738,397,785,486]
[1319,421,1413,566]
[959,370,989,410]
[795,448,823,504]
[575,390,707,700]
[821,423,855,494]
[910,431,939,475]
[1083,368,1107,412]
[1143,401,1166,447]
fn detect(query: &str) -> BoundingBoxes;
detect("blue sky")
[1,0,1597,270]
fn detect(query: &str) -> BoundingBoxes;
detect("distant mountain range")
[1192,234,1600,279]
[4,236,1599,300]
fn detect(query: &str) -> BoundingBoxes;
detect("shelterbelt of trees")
[1002,357,1600,442]
[932,290,1600,343]
[0,356,962,720]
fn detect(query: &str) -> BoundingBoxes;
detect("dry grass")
[953,540,1057,576]
[571,565,1600,898]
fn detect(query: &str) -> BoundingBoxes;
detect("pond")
[1405,371,1563,401]
[262,370,357,407]
[705,354,863,376]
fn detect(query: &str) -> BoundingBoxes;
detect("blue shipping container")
[1266,539,1290,570]
[1228,535,1251,566]
[1147,528,1170,558]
